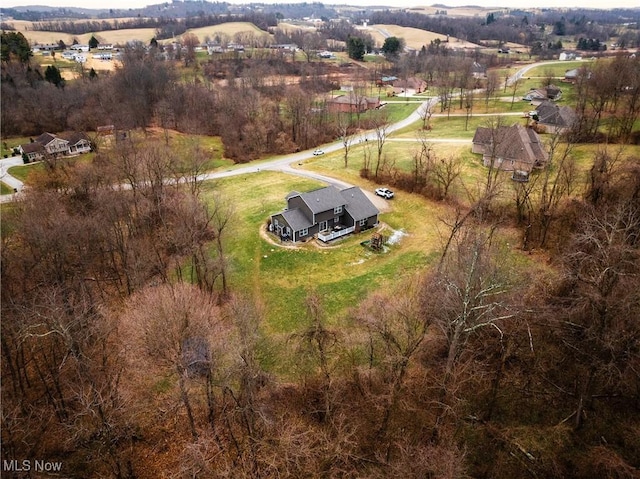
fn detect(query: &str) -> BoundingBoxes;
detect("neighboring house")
[534,101,577,134]
[63,132,92,154]
[32,43,58,52]
[558,51,578,61]
[19,131,91,161]
[392,77,428,93]
[523,85,562,102]
[472,61,487,78]
[271,43,298,52]
[69,44,90,52]
[317,50,335,58]
[270,186,379,243]
[472,124,549,177]
[35,132,70,155]
[327,93,380,113]
[564,68,590,83]
[19,142,45,162]
[564,68,579,82]
[377,76,398,86]
[207,43,224,54]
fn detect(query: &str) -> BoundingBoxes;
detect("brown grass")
[368,24,482,50]
[171,22,273,44]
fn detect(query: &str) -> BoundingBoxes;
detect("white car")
[312,149,325,156]
[375,187,394,199]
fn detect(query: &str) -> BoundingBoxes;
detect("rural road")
[0,60,557,204]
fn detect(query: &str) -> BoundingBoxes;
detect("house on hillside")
[472,124,548,181]
[35,132,70,155]
[19,142,45,162]
[391,77,428,94]
[69,44,90,52]
[472,62,487,78]
[533,101,577,134]
[270,186,379,243]
[523,85,562,102]
[19,131,91,161]
[327,93,381,113]
[63,132,92,154]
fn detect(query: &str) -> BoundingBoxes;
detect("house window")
[300,228,309,237]
[319,221,328,232]
[334,205,343,214]
[359,218,367,226]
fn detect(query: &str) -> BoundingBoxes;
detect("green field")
[199,163,546,374]
[0,182,15,195]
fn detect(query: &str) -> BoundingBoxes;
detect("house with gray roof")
[19,131,92,162]
[523,85,562,103]
[35,132,70,155]
[534,101,577,134]
[472,124,549,179]
[270,186,379,243]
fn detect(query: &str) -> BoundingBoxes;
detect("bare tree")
[433,154,462,200]
[418,100,435,130]
[484,71,499,111]
[355,278,432,441]
[371,109,390,179]
[123,283,227,440]
[336,111,355,168]
[430,225,516,439]
[291,290,339,420]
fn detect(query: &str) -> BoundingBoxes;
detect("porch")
[317,225,355,243]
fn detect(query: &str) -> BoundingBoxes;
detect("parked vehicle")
[313,149,325,156]
[375,187,394,199]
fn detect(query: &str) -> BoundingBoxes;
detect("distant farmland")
[6,20,272,46]
[367,24,482,50]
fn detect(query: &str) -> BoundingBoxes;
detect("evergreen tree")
[89,35,99,49]
[346,36,365,61]
[1,31,32,64]
[44,65,64,88]
[381,36,403,57]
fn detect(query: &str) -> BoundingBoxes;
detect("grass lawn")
[1,137,31,158]
[203,170,450,374]
[0,182,15,195]
[7,162,45,182]
[201,161,547,375]
[523,60,593,78]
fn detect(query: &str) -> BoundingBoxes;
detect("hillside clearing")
[368,24,482,50]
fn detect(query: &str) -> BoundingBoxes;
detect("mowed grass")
[203,170,451,374]
[205,169,447,329]
[7,162,45,182]
[1,182,15,195]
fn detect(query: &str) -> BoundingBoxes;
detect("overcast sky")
[5,0,639,10]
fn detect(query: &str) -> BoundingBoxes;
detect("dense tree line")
[1,43,354,161]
